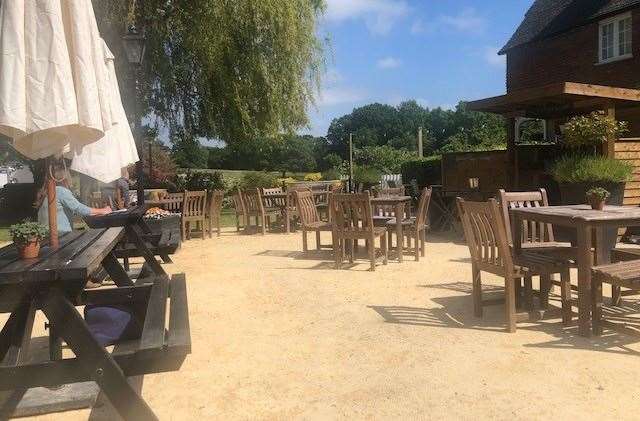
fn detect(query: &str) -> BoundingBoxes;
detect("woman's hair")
[33,162,71,209]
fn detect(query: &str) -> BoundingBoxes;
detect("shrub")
[175,171,225,192]
[322,168,342,181]
[401,156,442,188]
[355,145,414,174]
[354,165,382,186]
[10,220,48,246]
[564,111,628,149]
[551,154,633,184]
[304,173,322,182]
[238,171,279,190]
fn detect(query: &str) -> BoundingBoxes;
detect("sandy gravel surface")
[14,229,640,420]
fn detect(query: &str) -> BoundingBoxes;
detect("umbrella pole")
[47,160,59,249]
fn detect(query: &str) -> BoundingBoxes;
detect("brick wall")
[506,8,640,92]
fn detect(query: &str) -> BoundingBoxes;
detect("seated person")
[35,165,112,234]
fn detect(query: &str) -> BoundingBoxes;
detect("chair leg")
[181,220,186,241]
[505,277,517,333]
[316,231,321,251]
[540,274,551,309]
[334,236,342,269]
[524,276,533,311]
[348,240,355,264]
[472,264,483,318]
[261,214,266,235]
[382,233,388,265]
[217,220,221,237]
[369,237,376,271]
[560,268,572,325]
[202,218,206,240]
[420,229,426,257]
[236,214,240,231]
[514,278,523,309]
[387,231,393,255]
[414,232,420,262]
[592,276,604,336]
[302,229,308,252]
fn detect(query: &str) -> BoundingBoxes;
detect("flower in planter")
[9,220,48,247]
[586,187,610,202]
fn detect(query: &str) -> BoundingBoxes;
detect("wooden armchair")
[181,190,207,241]
[386,187,432,261]
[295,190,333,252]
[331,192,388,271]
[457,198,572,332]
[243,189,279,235]
[262,187,286,211]
[232,189,246,232]
[160,192,184,213]
[205,190,224,238]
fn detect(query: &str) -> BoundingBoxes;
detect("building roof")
[499,0,640,54]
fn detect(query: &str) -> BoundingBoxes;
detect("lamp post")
[122,25,147,206]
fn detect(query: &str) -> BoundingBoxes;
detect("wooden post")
[506,117,517,190]
[349,133,354,193]
[606,101,616,158]
[46,160,59,249]
[418,127,424,158]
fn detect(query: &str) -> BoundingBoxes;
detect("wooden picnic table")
[511,204,640,337]
[0,228,191,420]
[371,196,412,262]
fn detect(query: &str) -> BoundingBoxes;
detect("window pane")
[602,22,615,60]
[618,17,632,56]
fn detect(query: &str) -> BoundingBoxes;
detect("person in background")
[35,164,112,234]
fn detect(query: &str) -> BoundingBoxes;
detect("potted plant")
[586,187,610,211]
[10,220,48,259]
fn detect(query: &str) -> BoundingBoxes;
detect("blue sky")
[306,0,533,137]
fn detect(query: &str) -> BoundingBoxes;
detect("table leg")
[126,226,167,278]
[286,196,291,234]
[39,289,158,421]
[102,252,135,287]
[576,224,593,337]
[138,220,171,263]
[396,203,404,262]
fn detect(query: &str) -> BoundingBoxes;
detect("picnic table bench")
[0,228,191,420]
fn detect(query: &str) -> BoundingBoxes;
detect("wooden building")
[468,0,640,205]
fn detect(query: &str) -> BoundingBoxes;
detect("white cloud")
[324,0,410,35]
[483,46,506,68]
[377,57,402,69]
[440,8,487,34]
[318,87,368,107]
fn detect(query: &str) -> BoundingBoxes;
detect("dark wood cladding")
[506,9,640,92]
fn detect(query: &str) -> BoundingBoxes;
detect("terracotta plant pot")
[588,198,606,211]
[18,239,41,259]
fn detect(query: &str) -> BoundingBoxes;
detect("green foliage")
[94,0,326,143]
[176,171,226,192]
[353,165,382,186]
[586,187,610,201]
[324,153,343,170]
[273,136,317,175]
[9,220,48,246]
[354,145,414,174]
[551,154,633,183]
[237,172,279,190]
[172,136,208,169]
[564,111,628,149]
[401,157,442,188]
[304,173,322,182]
[322,167,342,181]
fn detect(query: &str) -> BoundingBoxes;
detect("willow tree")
[93,0,325,143]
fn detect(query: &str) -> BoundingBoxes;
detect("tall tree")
[93,0,326,143]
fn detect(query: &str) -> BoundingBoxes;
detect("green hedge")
[401,156,442,188]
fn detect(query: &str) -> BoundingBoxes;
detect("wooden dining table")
[511,204,640,337]
[371,195,412,262]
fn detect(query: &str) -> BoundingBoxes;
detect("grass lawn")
[0,227,10,243]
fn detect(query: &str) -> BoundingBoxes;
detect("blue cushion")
[84,305,142,347]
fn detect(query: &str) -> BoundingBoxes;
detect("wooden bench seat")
[0,273,191,390]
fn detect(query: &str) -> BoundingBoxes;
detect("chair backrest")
[262,187,285,208]
[457,198,514,275]
[232,189,246,215]
[497,189,554,245]
[208,190,225,218]
[182,190,207,218]
[243,188,265,214]
[295,190,321,226]
[415,187,433,229]
[331,193,375,236]
[377,187,405,197]
[162,192,184,213]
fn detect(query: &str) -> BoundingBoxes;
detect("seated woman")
[35,165,112,234]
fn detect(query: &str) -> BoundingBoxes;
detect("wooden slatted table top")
[371,196,412,204]
[85,205,148,229]
[511,205,640,226]
[0,228,124,285]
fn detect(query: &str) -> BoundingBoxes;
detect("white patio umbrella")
[0,0,140,247]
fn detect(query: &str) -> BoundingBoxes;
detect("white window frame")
[598,12,633,64]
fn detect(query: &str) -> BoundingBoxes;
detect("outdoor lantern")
[122,26,146,65]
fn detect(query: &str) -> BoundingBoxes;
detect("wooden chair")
[205,190,224,238]
[161,192,184,213]
[181,190,207,240]
[295,190,333,252]
[592,260,640,336]
[498,188,577,309]
[262,187,286,211]
[373,186,405,227]
[457,198,572,332]
[286,185,313,230]
[232,189,246,232]
[243,189,279,235]
[331,193,388,271]
[386,187,432,261]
